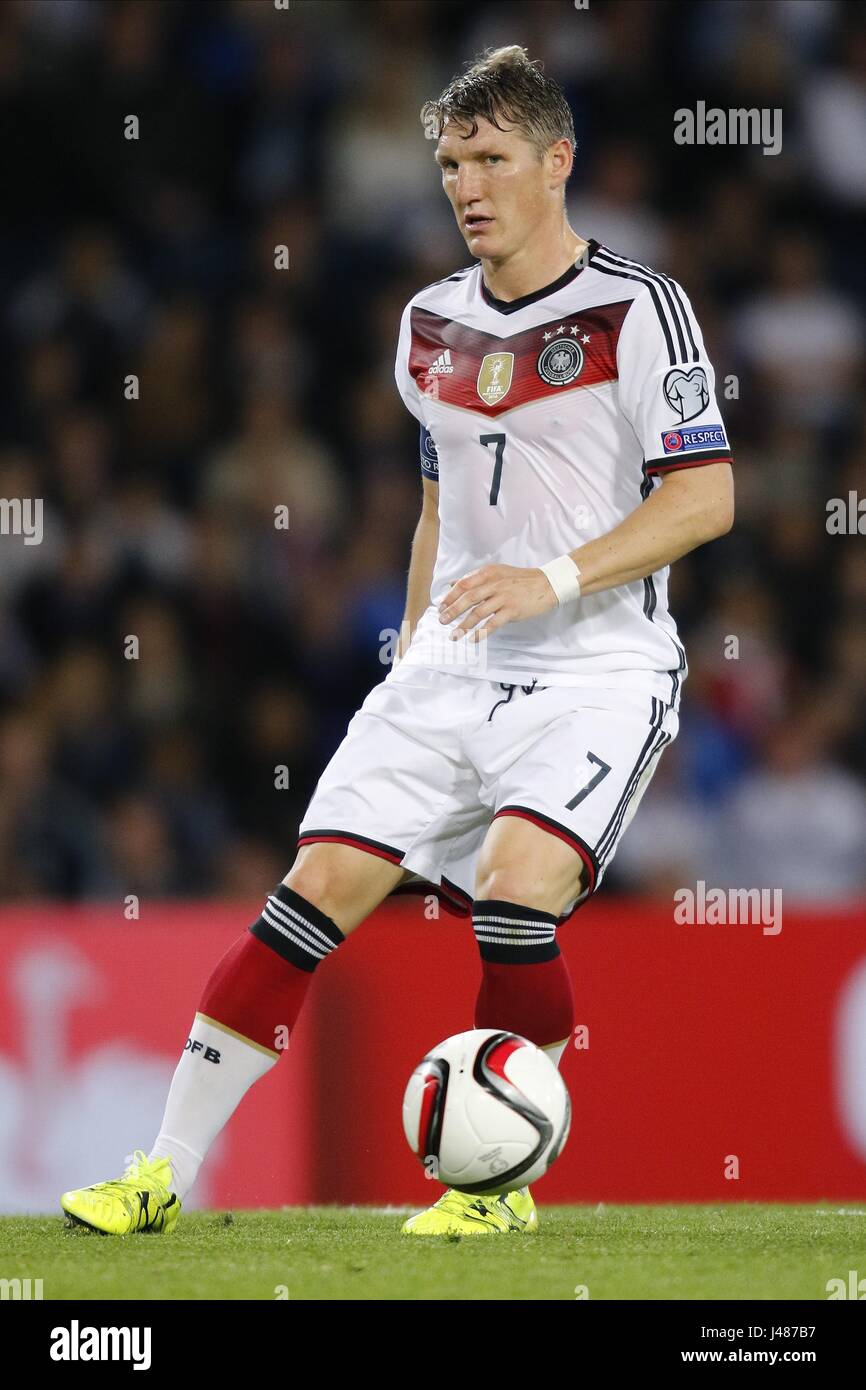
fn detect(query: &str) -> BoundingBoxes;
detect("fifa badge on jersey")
[537,337,584,386]
[476,352,514,405]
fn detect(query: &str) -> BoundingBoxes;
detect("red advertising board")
[1,897,865,1211]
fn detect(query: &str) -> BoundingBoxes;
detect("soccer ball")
[402,1028,571,1195]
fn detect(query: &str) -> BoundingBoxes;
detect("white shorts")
[297,666,678,920]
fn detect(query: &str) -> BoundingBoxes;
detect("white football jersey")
[394,240,733,708]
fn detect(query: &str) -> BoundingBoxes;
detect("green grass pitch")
[2,1205,864,1300]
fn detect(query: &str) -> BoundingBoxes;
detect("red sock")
[472,899,574,1048]
[200,883,345,1050]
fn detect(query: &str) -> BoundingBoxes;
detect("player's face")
[435,116,550,260]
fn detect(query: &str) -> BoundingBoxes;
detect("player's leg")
[142,844,409,1192]
[467,684,676,1061]
[471,812,584,1067]
[401,817,584,1237]
[60,843,406,1235]
[61,668,469,1233]
[148,670,468,1207]
[404,681,676,1236]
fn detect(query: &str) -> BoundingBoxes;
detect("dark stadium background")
[0,0,865,903]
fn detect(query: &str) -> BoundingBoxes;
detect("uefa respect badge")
[661,424,728,454]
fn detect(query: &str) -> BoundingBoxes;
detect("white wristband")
[540,555,582,605]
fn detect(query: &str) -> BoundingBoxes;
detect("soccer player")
[60,46,733,1237]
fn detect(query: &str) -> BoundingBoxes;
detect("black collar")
[480,239,601,314]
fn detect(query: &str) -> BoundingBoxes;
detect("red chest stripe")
[409,300,632,417]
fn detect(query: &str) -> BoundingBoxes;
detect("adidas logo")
[427,348,454,375]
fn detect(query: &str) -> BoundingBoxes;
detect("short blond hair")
[420,45,576,163]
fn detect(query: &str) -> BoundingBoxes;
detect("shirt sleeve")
[394,301,424,424]
[617,281,734,477]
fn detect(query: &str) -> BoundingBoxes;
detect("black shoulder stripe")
[594,250,688,362]
[659,274,698,360]
[599,248,700,362]
[594,249,702,365]
[597,250,689,363]
[593,255,677,365]
[417,265,476,295]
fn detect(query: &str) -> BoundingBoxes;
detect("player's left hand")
[438,564,558,641]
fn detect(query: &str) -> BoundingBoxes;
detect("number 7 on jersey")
[479,432,506,506]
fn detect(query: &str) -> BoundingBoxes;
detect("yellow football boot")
[60,1151,181,1235]
[401,1186,537,1236]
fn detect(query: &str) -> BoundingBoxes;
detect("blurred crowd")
[1,0,866,903]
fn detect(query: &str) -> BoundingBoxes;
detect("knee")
[475,865,553,911]
[282,843,404,935]
[284,850,342,922]
[474,859,586,915]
